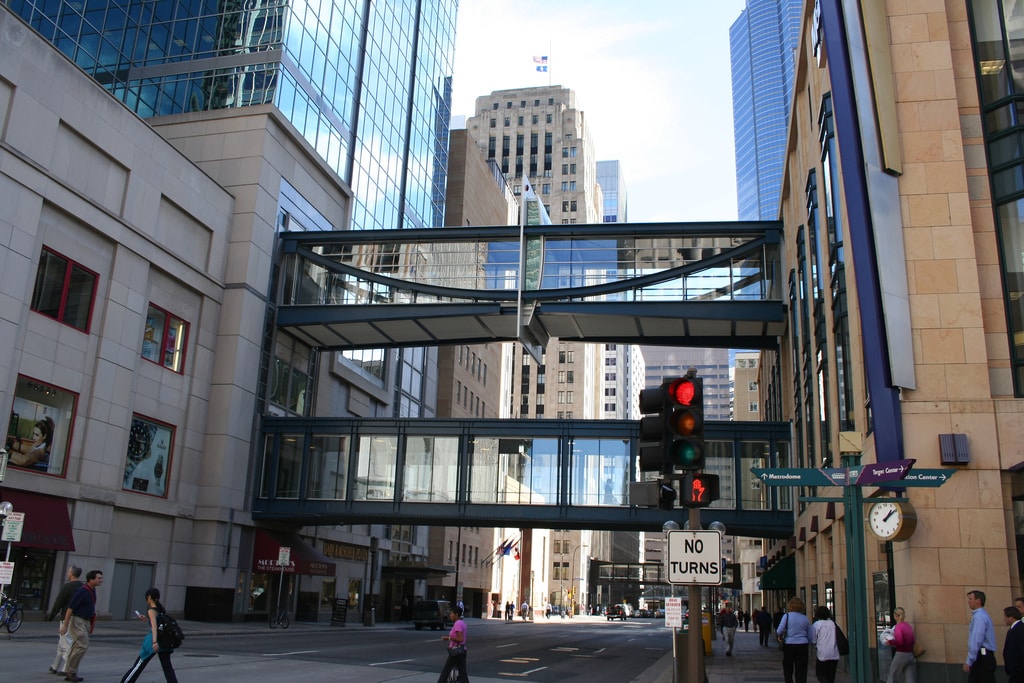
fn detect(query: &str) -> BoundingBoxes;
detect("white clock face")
[869,502,902,540]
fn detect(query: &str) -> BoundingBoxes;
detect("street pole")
[688,506,703,683]
[842,452,870,683]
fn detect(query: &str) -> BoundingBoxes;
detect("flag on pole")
[513,544,521,561]
[533,55,548,73]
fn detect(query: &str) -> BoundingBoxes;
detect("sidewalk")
[633,628,852,683]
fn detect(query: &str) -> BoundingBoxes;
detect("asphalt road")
[3,615,674,683]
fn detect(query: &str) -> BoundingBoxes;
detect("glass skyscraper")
[4,0,457,233]
[729,0,801,221]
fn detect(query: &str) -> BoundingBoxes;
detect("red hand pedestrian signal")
[680,473,720,507]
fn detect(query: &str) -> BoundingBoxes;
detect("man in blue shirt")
[964,590,997,683]
[59,569,103,682]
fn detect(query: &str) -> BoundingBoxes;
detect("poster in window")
[123,415,173,497]
[5,376,76,476]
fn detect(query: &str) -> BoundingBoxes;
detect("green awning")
[759,555,795,590]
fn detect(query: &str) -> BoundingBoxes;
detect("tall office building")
[0,0,457,623]
[465,86,602,422]
[729,0,802,221]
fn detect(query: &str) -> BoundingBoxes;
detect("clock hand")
[882,509,896,522]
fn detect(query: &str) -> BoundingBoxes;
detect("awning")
[382,563,451,580]
[252,529,336,576]
[1,490,75,551]
[759,554,795,590]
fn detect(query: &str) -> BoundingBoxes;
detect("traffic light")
[638,382,670,471]
[665,377,704,469]
[680,473,720,507]
[638,376,705,471]
[658,480,678,510]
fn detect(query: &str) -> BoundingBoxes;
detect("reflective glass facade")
[729,0,801,221]
[4,0,456,233]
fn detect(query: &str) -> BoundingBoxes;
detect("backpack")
[834,622,849,656]
[156,612,185,649]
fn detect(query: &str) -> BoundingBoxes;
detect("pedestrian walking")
[520,600,529,621]
[505,601,513,622]
[720,605,738,656]
[964,590,997,683]
[119,588,178,683]
[810,606,841,683]
[60,569,103,682]
[48,565,82,676]
[777,596,811,683]
[884,607,917,683]
[758,607,773,646]
[436,604,469,683]
[1003,606,1024,683]
[743,609,751,632]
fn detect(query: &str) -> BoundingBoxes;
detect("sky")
[450,0,748,224]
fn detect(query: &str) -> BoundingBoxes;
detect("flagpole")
[548,40,552,86]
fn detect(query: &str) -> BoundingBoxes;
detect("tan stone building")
[767,0,1024,678]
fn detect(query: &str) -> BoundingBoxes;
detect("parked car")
[635,608,652,618]
[655,608,666,618]
[412,599,452,630]
[606,604,627,621]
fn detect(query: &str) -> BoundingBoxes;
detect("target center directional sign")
[665,530,722,585]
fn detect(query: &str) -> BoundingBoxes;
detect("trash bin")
[364,607,375,626]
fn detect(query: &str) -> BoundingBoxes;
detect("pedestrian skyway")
[253,417,795,538]
[276,221,785,352]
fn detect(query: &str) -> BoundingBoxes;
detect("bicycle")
[0,593,23,633]
[268,607,289,629]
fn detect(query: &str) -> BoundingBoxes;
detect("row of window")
[30,247,190,374]
[457,345,488,384]
[491,113,554,127]
[5,373,175,497]
[447,540,481,566]
[455,381,486,417]
[491,98,557,109]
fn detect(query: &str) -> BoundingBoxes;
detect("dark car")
[606,604,627,621]
[412,599,453,630]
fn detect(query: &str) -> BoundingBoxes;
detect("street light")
[570,544,589,617]
[0,448,10,482]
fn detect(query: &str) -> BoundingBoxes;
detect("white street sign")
[0,561,13,584]
[665,530,722,585]
[1,512,24,543]
[277,546,291,566]
[665,597,683,628]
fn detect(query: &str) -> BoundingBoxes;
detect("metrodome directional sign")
[666,530,722,585]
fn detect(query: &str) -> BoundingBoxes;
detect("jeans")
[723,626,736,653]
[437,649,469,683]
[783,643,809,683]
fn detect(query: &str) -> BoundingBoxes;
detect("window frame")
[30,246,99,333]
[141,303,189,373]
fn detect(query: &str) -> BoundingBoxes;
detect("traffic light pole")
[688,505,703,683]
[842,452,871,683]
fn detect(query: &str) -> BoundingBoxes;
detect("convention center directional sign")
[751,459,956,488]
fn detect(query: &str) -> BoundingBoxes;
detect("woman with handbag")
[810,606,841,683]
[885,607,918,683]
[437,604,469,683]
[777,596,812,683]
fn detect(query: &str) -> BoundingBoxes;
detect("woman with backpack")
[810,605,841,683]
[119,588,178,683]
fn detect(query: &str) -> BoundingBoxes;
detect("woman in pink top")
[885,607,917,683]
[437,604,469,683]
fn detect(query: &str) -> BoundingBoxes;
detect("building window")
[518,116,523,125]
[490,118,496,128]
[749,402,759,413]
[542,184,550,194]
[5,375,77,477]
[31,247,98,332]
[546,114,552,123]
[748,381,758,391]
[123,414,174,497]
[141,304,188,373]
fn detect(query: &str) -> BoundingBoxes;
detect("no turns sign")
[665,530,722,585]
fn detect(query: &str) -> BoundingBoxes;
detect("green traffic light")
[668,440,702,468]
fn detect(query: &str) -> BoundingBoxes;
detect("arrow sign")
[879,469,956,488]
[750,468,833,487]
[856,459,916,486]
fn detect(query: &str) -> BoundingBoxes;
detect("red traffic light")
[667,378,697,406]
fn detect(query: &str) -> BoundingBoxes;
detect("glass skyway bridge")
[253,417,795,538]
[276,221,785,352]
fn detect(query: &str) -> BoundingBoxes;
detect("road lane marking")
[262,651,318,656]
[499,666,549,677]
[495,642,519,648]
[369,659,414,666]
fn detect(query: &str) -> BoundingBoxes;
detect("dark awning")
[382,563,451,580]
[253,529,336,576]
[2,490,75,550]
[759,555,795,590]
